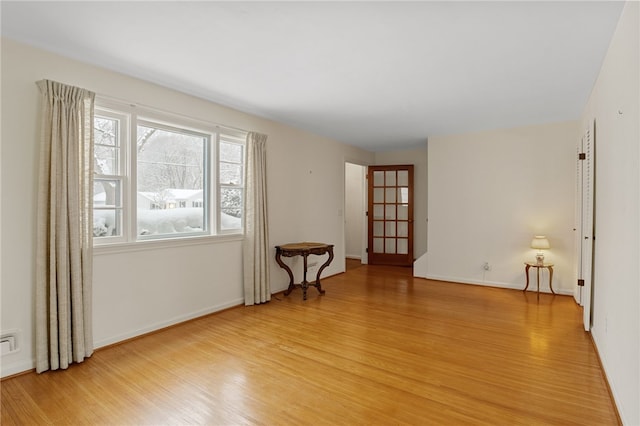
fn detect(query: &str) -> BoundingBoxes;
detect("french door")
[367,165,414,266]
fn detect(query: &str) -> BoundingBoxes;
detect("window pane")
[95,117,117,146]
[385,187,396,203]
[94,116,119,175]
[398,239,409,254]
[373,171,384,187]
[373,204,384,220]
[94,209,121,237]
[220,162,242,185]
[221,209,242,230]
[385,238,396,254]
[94,179,121,208]
[385,171,396,186]
[136,124,206,237]
[385,205,396,220]
[373,188,384,203]
[221,188,243,231]
[398,170,409,186]
[398,187,408,203]
[221,188,242,213]
[397,222,408,237]
[219,138,244,232]
[95,145,117,175]
[373,221,383,237]
[93,178,123,237]
[398,205,408,220]
[373,238,384,253]
[385,222,396,237]
[220,141,243,163]
[138,207,204,235]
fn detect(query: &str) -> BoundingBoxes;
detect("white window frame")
[93,106,130,245]
[93,98,246,249]
[217,132,246,235]
[134,116,212,241]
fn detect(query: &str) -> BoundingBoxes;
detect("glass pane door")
[368,165,413,266]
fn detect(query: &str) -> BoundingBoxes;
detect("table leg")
[524,264,531,291]
[314,247,333,296]
[276,249,296,296]
[302,254,309,300]
[536,267,540,300]
[548,266,555,294]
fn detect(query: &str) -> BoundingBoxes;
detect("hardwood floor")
[345,257,364,271]
[1,265,619,425]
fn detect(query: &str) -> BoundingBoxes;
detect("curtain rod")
[96,93,249,135]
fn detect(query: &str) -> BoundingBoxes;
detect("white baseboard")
[93,298,244,349]
[1,358,35,378]
[421,274,573,296]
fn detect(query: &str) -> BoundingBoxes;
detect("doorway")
[344,162,367,267]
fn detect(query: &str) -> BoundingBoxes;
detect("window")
[92,101,246,245]
[136,121,207,238]
[219,136,245,232]
[93,110,126,240]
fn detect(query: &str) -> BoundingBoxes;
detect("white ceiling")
[1,1,625,151]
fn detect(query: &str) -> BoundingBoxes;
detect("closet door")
[574,138,584,305]
[577,121,595,332]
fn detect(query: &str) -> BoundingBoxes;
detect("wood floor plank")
[1,264,619,425]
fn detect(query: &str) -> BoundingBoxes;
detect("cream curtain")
[35,80,95,373]
[243,132,270,305]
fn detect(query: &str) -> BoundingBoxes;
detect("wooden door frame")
[367,164,414,266]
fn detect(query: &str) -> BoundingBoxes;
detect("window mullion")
[128,112,137,242]
[212,132,219,234]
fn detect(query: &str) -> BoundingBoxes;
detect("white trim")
[96,94,247,136]
[93,298,245,349]
[1,358,36,379]
[94,233,243,255]
[420,274,574,296]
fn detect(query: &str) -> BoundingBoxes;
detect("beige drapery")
[35,80,95,373]
[243,132,270,305]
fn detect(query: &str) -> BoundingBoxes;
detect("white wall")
[375,146,429,259]
[344,163,365,259]
[418,121,579,294]
[581,2,639,424]
[0,39,373,377]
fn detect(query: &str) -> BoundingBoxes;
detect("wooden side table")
[524,262,555,299]
[275,242,334,300]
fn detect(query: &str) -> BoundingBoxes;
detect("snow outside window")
[219,136,244,232]
[94,111,126,241]
[136,121,208,239]
[93,100,245,246]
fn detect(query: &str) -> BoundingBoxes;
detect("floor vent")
[1,331,19,356]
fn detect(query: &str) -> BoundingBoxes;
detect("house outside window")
[93,100,246,245]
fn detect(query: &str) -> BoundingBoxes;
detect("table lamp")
[531,235,550,265]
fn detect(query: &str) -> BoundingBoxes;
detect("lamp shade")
[530,235,550,250]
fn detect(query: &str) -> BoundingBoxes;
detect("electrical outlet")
[482,262,491,271]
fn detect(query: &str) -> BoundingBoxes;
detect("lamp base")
[535,253,545,266]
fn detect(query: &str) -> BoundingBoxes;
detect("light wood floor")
[1,264,619,425]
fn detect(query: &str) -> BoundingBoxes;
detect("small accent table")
[524,262,555,299]
[275,242,334,300]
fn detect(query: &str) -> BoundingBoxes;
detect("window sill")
[94,233,244,256]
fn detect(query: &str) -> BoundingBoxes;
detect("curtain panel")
[35,80,95,373]
[243,132,270,305]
